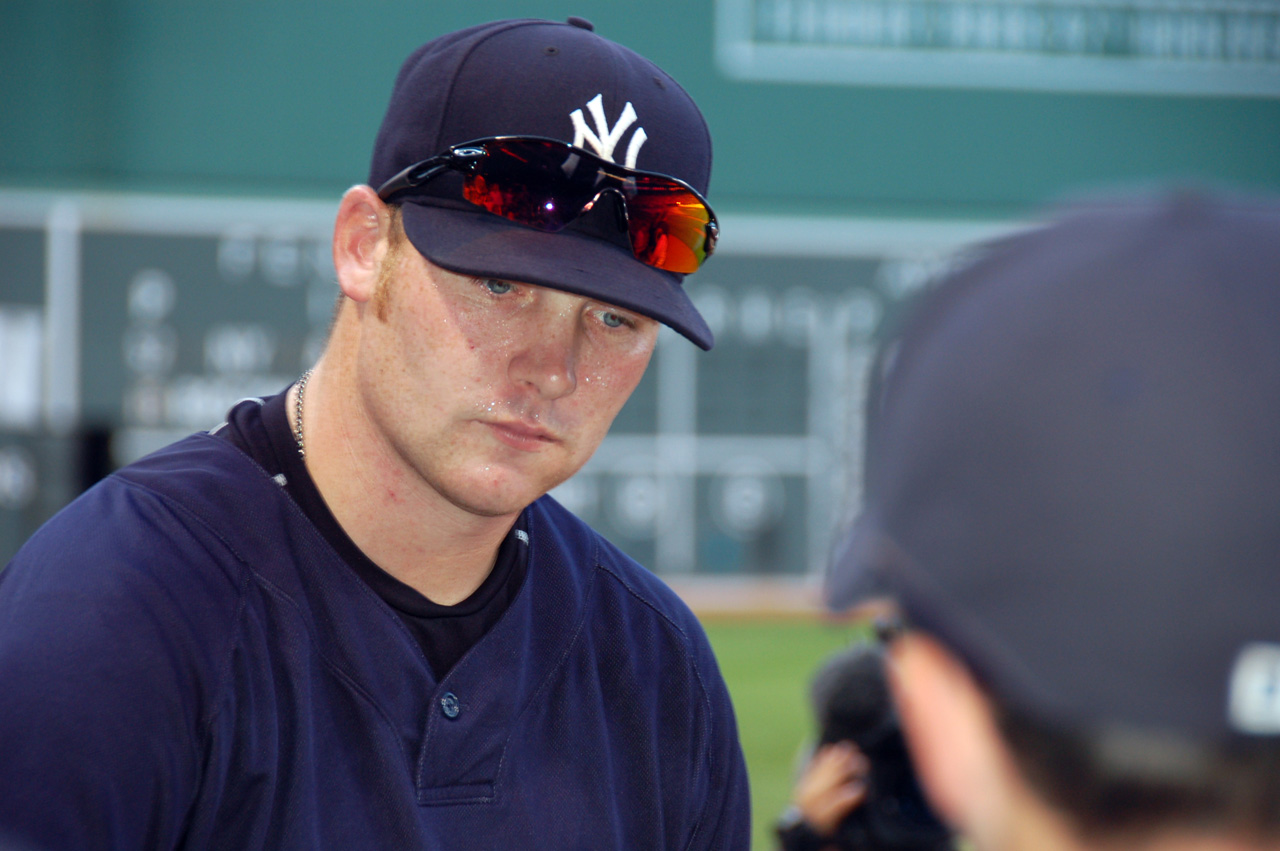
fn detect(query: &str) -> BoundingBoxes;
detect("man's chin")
[440,469,560,519]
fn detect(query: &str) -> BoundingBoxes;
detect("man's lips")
[483,420,561,451]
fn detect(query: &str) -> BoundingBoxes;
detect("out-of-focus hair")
[997,703,1280,843]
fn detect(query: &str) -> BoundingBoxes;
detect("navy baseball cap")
[368,17,715,349]
[827,190,1280,741]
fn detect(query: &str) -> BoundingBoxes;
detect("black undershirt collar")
[212,388,528,680]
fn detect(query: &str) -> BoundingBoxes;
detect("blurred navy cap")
[368,17,715,348]
[827,189,1280,740]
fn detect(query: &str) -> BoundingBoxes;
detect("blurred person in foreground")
[827,190,1280,851]
[776,641,952,851]
[0,17,749,850]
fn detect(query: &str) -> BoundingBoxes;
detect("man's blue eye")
[601,312,625,328]
[484,279,514,295]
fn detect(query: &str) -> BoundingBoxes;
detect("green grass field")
[702,617,876,850]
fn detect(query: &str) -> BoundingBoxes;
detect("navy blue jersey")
[0,433,750,849]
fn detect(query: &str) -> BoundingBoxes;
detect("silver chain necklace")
[293,369,313,459]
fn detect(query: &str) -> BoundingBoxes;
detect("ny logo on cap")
[570,94,647,168]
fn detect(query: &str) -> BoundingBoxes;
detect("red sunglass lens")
[460,140,598,231]
[462,175,563,230]
[625,181,712,274]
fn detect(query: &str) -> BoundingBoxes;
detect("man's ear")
[886,632,1019,844]
[332,185,392,304]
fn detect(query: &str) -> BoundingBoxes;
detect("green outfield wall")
[3,0,1278,215]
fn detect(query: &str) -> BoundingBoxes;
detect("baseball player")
[0,18,749,850]
[827,191,1280,850]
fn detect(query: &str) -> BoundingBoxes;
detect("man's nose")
[507,299,581,400]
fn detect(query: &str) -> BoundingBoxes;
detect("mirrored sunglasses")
[376,136,718,274]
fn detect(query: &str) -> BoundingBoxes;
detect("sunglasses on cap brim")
[375,136,718,275]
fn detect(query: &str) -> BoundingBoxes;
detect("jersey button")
[440,692,461,719]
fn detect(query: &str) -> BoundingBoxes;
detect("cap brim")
[399,201,714,350]
[824,514,894,612]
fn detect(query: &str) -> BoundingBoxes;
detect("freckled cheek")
[422,308,507,373]
[580,352,651,406]
[455,340,519,411]
[453,310,527,364]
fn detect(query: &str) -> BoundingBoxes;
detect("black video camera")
[800,643,952,851]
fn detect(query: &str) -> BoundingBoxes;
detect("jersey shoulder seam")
[591,554,720,847]
[113,463,415,771]
[105,474,257,755]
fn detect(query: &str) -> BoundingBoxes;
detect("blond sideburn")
[371,205,407,322]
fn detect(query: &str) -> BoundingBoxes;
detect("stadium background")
[2,1,1278,846]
